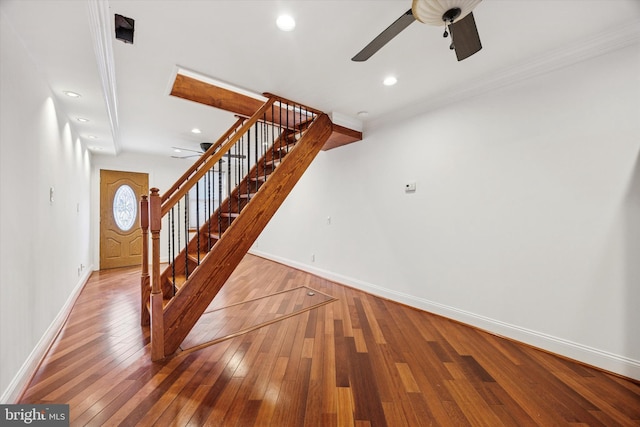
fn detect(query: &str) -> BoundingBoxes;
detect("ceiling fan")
[172,142,247,160]
[352,0,482,62]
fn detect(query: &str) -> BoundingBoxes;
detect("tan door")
[100,169,149,269]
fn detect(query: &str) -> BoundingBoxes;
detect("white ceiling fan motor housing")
[411,0,482,26]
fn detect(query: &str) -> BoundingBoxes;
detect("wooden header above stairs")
[170,73,362,150]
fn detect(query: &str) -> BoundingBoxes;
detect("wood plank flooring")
[19,254,640,426]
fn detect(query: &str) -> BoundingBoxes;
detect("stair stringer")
[161,113,333,356]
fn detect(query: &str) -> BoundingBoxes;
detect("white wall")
[0,11,92,400]
[91,152,192,268]
[255,43,640,379]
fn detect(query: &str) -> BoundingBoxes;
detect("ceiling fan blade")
[225,153,247,159]
[172,153,228,162]
[449,11,482,61]
[352,9,416,62]
[171,154,200,159]
[171,146,201,154]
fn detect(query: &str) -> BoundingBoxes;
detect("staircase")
[140,95,333,360]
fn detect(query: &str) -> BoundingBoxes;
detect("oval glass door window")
[113,184,137,231]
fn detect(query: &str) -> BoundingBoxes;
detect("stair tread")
[171,273,187,287]
[249,175,269,182]
[238,193,257,199]
[264,158,282,167]
[167,272,191,294]
[273,147,294,157]
[187,252,203,263]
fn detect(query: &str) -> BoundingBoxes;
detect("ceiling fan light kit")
[351,0,482,62]
[411,0,481,26]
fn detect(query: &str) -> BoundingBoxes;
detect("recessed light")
[383,76,397,86]
[87,135,98,139]
[276,14,296,31]
[173,148,182,153]
[191,128,202,134]
[77,117,90,122]
[63,91,81,98]
[90,146,104,151]
[357,111,369,118]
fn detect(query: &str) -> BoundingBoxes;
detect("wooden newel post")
[149,188,165,361]
[140,195,150,326]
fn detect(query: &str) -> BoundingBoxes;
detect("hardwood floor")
[20,254,640,426]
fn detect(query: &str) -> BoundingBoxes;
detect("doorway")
[100,169,149,269]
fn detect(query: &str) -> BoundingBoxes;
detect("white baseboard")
[0,266,94,403]
[250,249,640,381]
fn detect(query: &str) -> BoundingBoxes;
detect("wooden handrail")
[162,94,320,209]
[161,116,246,204]
[160,96,279,217]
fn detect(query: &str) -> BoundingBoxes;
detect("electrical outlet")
[311,254,315,262]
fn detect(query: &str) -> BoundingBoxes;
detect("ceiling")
[2,0,639,157]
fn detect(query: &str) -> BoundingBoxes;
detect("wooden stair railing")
[158,125,307,299]
[140,94,333,360]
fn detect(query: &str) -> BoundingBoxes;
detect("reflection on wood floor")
[181,285,336,354]
[20,254,640,426]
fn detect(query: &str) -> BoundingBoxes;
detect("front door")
[100,169,149,269]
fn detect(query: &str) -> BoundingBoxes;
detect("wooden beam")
[325,123,362,150]
[170,74,263,118]
[170,74,362,150]
[170,75,311,130]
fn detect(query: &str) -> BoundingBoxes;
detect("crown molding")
[87,0,120,155]
[371,21,640,131]
[469,21,640,100]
